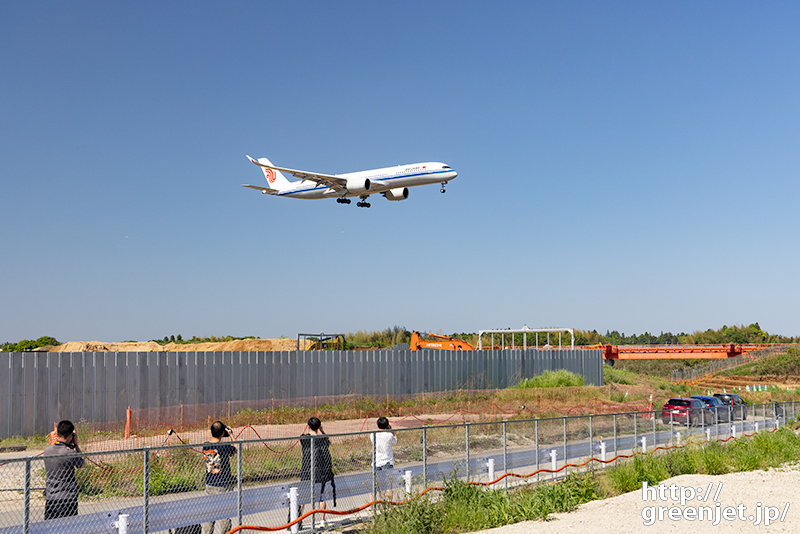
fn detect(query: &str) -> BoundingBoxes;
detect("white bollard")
[405,470,413,496]
[640,436,646,452]
[776,419,780,430]
[676,431,681,444]
[550,449,557,479]
[487,459,495,485]
[755,422,759,433]
[115,513,129,534]
[731,424,736,438]
[706,428,711,441]
[600,441,607,468]
[289,487,299,534]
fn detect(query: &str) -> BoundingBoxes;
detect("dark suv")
[691,395,730,423]
[713,393,748,420]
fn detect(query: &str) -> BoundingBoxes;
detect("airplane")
[242,155,457,208]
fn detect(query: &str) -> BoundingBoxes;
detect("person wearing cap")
[202,421,237,534]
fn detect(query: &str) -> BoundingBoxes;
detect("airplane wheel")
[440,188,446,193]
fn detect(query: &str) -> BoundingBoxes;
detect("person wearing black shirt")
[43,420,84,520]
[201,421,237,534]
[297,417,335,529]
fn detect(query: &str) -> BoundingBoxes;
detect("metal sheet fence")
[1,349,603,439]
[0,401,793,534]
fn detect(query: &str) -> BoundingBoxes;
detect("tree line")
[4,323,798,352]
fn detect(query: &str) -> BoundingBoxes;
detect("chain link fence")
[1,401,795,534]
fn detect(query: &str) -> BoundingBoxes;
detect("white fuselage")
[278,162,457,199]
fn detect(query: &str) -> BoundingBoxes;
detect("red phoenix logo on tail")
[264,168,276,184]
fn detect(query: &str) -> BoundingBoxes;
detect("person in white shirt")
[370,416,398,499]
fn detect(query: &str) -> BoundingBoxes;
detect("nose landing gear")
[440,181,447,193]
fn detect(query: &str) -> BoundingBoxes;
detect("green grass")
[366,422,800,534]
[366,473,599,534]
[514,370,585,388]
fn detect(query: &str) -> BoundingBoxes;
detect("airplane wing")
[246,155,347,192]
[241,184,281,195]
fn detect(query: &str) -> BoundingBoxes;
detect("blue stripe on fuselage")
[275,169,451,196]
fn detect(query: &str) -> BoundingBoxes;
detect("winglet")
[246,155,257,164]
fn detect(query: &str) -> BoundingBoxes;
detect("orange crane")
[410,332,475,351]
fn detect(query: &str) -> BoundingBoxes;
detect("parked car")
[691,395,730,423]
[661,397,715,426]
[713,393,748,420]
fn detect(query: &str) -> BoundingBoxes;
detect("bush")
[514,370,584,388]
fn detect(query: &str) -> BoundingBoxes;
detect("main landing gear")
[339,196,370,207]
[440,181,447,193]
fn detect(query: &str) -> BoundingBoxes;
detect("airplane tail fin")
[246,155,294,191]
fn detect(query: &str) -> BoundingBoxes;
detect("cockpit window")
[442,165,451,169]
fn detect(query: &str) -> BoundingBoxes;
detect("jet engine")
[346,177,371,195]
[383,187,409,201]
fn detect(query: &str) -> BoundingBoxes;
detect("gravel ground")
[470,467,800,534]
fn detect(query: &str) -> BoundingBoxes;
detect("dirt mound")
[51,338,306,352]
[164,338,303,352]
[51,341,165,352]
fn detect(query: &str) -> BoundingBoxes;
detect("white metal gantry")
[477,325,575,350]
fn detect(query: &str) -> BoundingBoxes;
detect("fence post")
[311,434,316,533]
[652,410,656,450]
[422,427,428,488]
[237,441,243,527]
[562,417,568,477]
[633,412,637,453]
[600,440,606,468]
[465,423,471,480]
[503,420,509,489]
[589,415,593,458]
[143,447,150,534]
[372,431,377,515]
[289,487,299,534]
[23,457,30,534]
[534,419,539,484]
[613,413,618,455]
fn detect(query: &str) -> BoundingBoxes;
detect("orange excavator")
[410,332,475,351]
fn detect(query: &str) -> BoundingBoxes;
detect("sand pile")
[50,338,305,352]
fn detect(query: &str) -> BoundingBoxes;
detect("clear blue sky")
[2,2,799,343]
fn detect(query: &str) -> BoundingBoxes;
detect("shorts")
[295,479,334,505]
